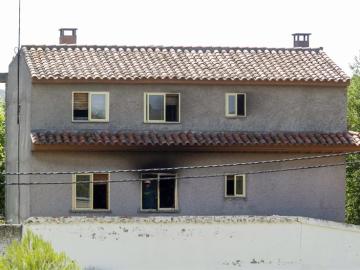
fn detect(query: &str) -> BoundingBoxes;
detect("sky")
[0,0,359,89]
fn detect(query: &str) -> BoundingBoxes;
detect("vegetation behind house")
[346,55,360,224]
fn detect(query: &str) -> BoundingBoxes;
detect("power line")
[2,161,348,186]
[2,150,359,176]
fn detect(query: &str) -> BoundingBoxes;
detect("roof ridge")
[22,45,324,53]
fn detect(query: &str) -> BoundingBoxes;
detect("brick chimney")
[59,28,77,44]
[292,33,311,48]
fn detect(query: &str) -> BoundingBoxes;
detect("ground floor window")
[73,173,110,210]
[225,174,246,197]
[141,173,177,211]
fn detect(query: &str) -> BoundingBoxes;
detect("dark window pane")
[237,94,245,116]
[165,95,179,122]
[73,110,88,120]
[226,175,235,196]
[93,183,108,209]
[142,174,158,210]
[159,174,176,209]
[93,174,108,209]
[148,95,164,121]
[235,175,244,195]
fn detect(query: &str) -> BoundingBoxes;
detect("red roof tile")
[22,46,349,84]
[31,130,360,152]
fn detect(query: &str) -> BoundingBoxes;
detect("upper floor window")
[72,173,110,210]
[72,92,109,122]
[225,174,246,197]
[144,93,180,123]
[225,93,246,117]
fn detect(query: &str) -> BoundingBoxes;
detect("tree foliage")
[346,54,360,224]
[0,230,80,270]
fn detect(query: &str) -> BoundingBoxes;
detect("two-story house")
[5,30,359,223]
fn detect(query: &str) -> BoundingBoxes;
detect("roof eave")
[31,144,360,153]
[31,77,350,88]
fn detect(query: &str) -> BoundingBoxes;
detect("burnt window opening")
[225,174,246,197]
[145,93,180,122]
[226,93,246,117]
[141,173,177,211]
[73,173,109,210]
[93,174,109,210]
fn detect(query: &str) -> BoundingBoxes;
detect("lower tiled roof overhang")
[30,130,360,153]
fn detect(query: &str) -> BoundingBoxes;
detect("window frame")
[72,91,110,122]
[224,174,246,198]
[72,173,111,211]
[144,92,181,123]
[225,93,247,117]
[140,172,178,212]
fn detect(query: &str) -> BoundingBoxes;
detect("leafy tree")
[350,54,360,76]
[0,230,80,270]
[346,54,360,224]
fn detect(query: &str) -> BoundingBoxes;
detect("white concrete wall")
[25,216,360,270]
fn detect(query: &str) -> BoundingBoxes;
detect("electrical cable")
[2,150,358,176]
[0,160,350,186]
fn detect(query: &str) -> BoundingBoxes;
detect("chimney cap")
[292,33,311,36]
[59,28,78,31]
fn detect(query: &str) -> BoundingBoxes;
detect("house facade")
[5,31,358,223]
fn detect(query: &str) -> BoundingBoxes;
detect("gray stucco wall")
[6,56,32,224]
[5,58,348,223]
[30,83,347,132]
[29,152,345,222]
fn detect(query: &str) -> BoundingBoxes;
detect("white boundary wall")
[24,216,360,270]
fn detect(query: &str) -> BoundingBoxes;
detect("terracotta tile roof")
[22,46,349,84]
[30,130,360,151]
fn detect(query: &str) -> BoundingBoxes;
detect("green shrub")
[0,230,80,270]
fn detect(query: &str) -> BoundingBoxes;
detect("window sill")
[225,116,247,118]
[138,209,180,213]
[143,122,181,124]
[70,209,112,213]
[224,196,246,199]
[72,121,109,123]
